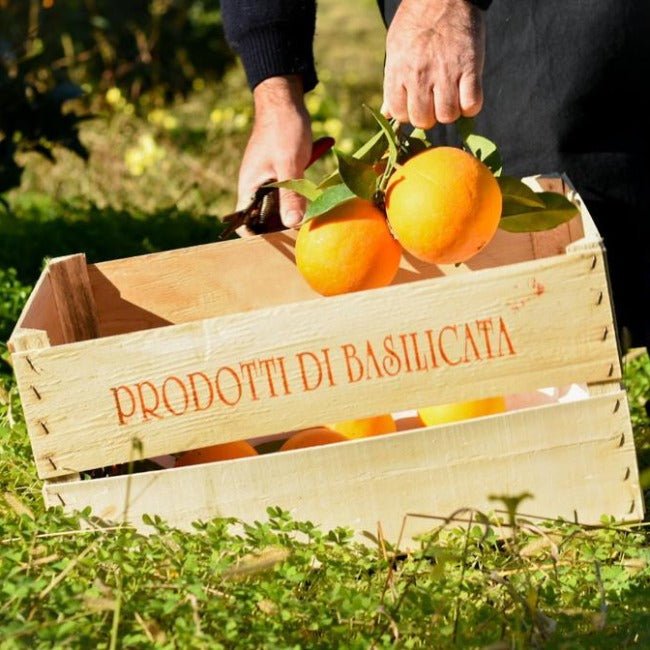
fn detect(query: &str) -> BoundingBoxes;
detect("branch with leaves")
[272,107,579,230]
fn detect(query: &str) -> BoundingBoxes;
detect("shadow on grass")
[0,193,227,285]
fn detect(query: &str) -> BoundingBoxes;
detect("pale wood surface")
[10,269,65,346]
[44,393,643,545]
[48,254,100,343]
[16,249,620,479]
[8,328,50,353]
[87,181,587,337]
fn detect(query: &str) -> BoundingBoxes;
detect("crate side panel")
[46,393,642,544]
[88,232,319,337]
[48,254,100,343]
[11,270,65,346]
[89,230,573,337]
[20,250,620,478]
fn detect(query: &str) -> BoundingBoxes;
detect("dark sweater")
[221,0,492,92]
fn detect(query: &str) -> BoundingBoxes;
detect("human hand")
[382,0,486,129]
[235,75,312,235]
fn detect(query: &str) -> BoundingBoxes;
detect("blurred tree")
[0,0,234,194]
[0,0,234,103]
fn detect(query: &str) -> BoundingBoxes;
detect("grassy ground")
[1,0,649,646]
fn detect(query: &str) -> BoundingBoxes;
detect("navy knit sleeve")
[221,1,318,92]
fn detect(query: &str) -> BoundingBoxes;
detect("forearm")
[222,0,318,92]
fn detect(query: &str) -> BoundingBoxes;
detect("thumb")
[278,188,306,229]
[276,160,308,228]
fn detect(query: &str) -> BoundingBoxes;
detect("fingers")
[278,189,306,228]
[458,72,483,117]
[383,79,482,128]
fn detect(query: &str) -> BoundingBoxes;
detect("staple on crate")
[26,356,40,373]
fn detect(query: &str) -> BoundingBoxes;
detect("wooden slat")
[45,393,643,544]
[9,328,50,353]
[88,190,584,338]
[16,249,620,478]
[7,326,81,482]
[48,254,100,343]
[10,269,65,347]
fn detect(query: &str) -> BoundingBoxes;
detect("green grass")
[1,0,650,646]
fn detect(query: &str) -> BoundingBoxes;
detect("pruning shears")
[219,136,335,239]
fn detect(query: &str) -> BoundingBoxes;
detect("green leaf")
[364,105,399,167]
[455,116,475,143]
[399,134,429,162]
[355,129,388,163]
[303,184,355,222]
[334,149,378,200]
[464,134,503,176]
[500,192,580,232]
[497,176,545,209]
[266,179,322,202]
[456,117,502,176]
[318,130,388,190]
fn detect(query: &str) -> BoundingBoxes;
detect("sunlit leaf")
[267,179,321,202]
[364,105,399,167]
[355,129,388,164]
[500,192,580,232]
[304,184,355,222]
[318,130,388,190]
[464,134,502,176]
[456,117,502,176]
[455,116,475,143]
[334,149,378,200]
[497,176,545,209]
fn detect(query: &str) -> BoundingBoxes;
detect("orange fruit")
[326,414,397,439]
[418,396,506,427]
[385,146,502,264]
[295,197,402,296]
[280,427,349,451]
[175,440,258,467]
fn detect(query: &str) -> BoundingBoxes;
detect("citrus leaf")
[317,171,342,190]
[364,105,399,166]
[399,134,429,162]
[355,129,388,163]
[303,184,355,222]
[464,134,503,176]
[497,176,545,209]
[334,149,378,200]
[456,117,502,176]
[455,116,475,143]
[499,192,580,232]
[318,130,387,190]
[266,179,322,202]
[409,128,429,142]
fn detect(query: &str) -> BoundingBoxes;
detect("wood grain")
[44,392,643,544]
[10,270,65,346]
[16,249,620,479]
[86,176,590,337]
[48,254,100,343]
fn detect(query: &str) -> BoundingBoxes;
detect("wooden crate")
[8,175,644,544]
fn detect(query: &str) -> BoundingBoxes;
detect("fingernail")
[283,211,303,228]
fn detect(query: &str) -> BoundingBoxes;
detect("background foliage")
[1,0,648,646]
